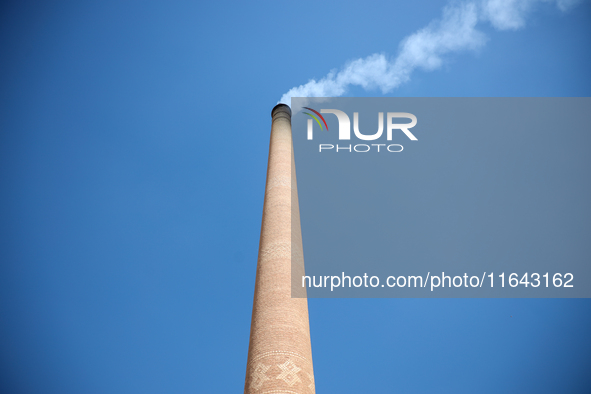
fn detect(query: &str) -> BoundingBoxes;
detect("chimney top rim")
[271,103,291,118]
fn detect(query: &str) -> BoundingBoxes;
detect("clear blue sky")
[1,1,590,393]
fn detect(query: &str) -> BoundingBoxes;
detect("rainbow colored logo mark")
[303,107,329,131]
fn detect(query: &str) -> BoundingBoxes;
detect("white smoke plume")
[279,0,583,105]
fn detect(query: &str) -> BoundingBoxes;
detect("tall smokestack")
[244,104,315,393]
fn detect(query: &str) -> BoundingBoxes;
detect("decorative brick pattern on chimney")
[244,104,315,394]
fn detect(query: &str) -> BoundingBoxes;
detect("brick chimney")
[244,104,315,393]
